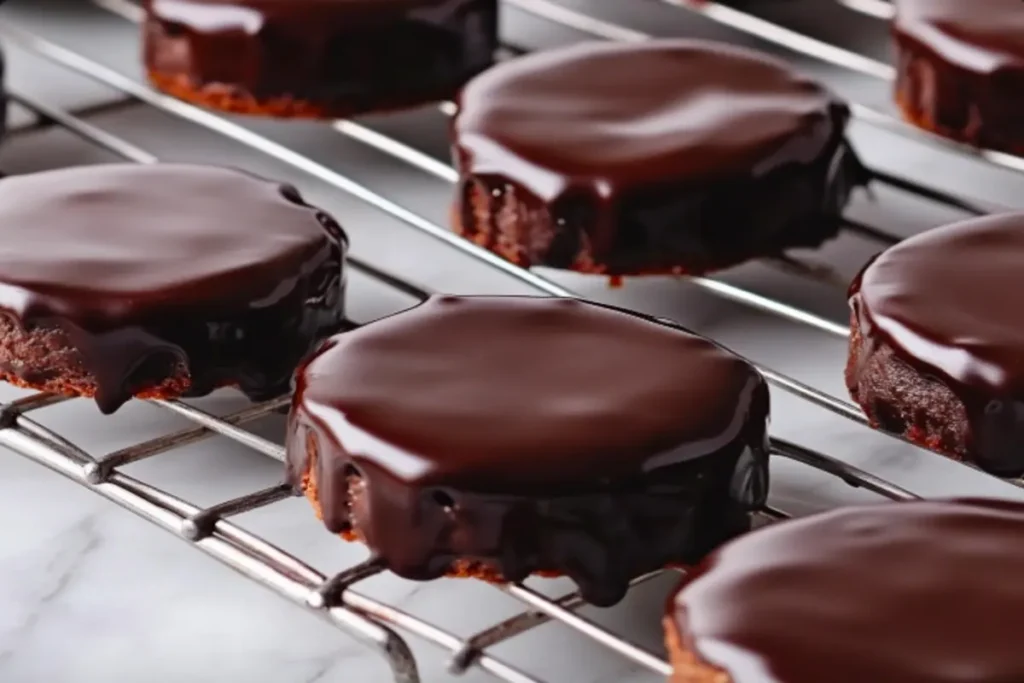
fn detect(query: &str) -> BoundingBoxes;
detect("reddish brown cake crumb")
[144,0,498,119]
[287,295,770,606]
[0,164,346,413]
[848,212,1024,476]
[893,0,1024,154]
[845,317,970,463]
[0,317,194,403]
[451,40,863,277]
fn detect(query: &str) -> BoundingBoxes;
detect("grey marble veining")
[1,1,1024,682]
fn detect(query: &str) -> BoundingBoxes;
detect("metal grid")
[0,0,1019,681]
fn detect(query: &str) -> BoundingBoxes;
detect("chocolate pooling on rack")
[452,39,863,276]
[287,295,770,606]
[893,0,1024,154]
[0,163,346,414]
[665,499,1024,683]
[144,0,499,118]
[848,212,1024,476]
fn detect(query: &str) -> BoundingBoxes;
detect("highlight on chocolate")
[286,295,770,606]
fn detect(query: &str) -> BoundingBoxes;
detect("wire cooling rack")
[0,0,1022,681]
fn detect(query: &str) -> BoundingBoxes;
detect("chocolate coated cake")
[893,0,1024,154]
[0,164,346,413]
[847,212,1024,476]
[287,295,770,606]
[665,499,1024,683]
[452,40,863,276]
[143,0,498,119]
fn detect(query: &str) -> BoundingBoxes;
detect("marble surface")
[1,1,1024,682]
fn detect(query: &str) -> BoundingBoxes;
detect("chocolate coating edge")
[286,302,771,606]
[666,498,1024,683]
[0,175,348,414]
[455,132,864,275]
[452,44,866,277]
[844,306,974,467]
[143,0,499,118]
[848,271,1024,476]
[893,12,1024,153]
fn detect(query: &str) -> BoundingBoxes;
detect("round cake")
[847,212,1024,476]
[143,0,498,118]
[893,0,1024,154]
[452,39,863,276]
[665,499,1024,683]
[0,163,347,413]
[286,295,770,606]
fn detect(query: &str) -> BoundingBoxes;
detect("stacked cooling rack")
[1,0,1023,681]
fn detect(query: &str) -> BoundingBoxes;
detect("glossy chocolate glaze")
[144,0,497,113]
[670,499,1024,683]
[0,164,346,413]
[453,40,863,274]
[893,0,1024,152]
[850,213,1024,475]
[287,296,770,606]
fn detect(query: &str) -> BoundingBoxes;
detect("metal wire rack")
[0,0,1021,681]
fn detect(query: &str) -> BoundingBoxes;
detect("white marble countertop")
[1,1,1023,682]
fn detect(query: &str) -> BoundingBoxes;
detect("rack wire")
[64,0,1024,484]
[0,0,1021,681]
[837,0,895,21]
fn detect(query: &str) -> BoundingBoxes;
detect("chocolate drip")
[287,296,770,606]
[849,213,1024,475]
[0,164,346,413]
[452,40,864,275]
[893,0,1024,153]
[144,0,498,115]
[670,499,1024,683]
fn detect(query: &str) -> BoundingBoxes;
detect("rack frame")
[0,1,1020,680]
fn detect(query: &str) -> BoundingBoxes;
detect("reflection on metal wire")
[1,0,1023,680]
